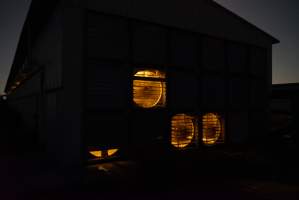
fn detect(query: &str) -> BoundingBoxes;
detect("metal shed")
[5,0,279,168]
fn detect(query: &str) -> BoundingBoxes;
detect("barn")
[5,0,279,168]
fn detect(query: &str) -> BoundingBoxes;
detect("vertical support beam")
[39,67,46,149]
[265,47,273,138]
[127,19,134,156]
[61,0,84,169]
[223,40,230,145]
[196,34,203,147]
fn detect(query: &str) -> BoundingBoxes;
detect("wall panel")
[229,78,249,108]
[227,112,249,144]
[86,63,127,110]
[250,79,267,108]
[201,76,226,108]
[170,31,198,68]
[87,12,129,60]
[169,71,198,110]
[250,47,267,77]
[85,113,128,148]
[130,111,168,148]
[227,43,248,73]
[132,22,167,64]
[202,37,225,72]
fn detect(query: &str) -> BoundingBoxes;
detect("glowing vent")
[202,113,224,145]
[133,69,166,108]
[171,114,196,148]
[89,148,119,160]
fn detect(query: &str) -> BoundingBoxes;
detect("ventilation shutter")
[86,63,126,110]
[171,114,196,148]
[133,70,166,108]
[202,113,224,145]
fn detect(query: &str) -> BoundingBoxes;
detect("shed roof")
[5,0,59,93]
[86,0,279,45]
[5,0,279,92]
[210,1,279,44]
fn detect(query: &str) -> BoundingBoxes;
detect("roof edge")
[211,0,280,44]
[5,0,60,93]
[4,2,33,93]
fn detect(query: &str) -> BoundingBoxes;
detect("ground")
[1,145,299,200]
[1,100,299,199]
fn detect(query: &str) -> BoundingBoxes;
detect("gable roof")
[5,0,59,93]
[5,0,279,92]
[87,0,279,45]
[210,1,279,44]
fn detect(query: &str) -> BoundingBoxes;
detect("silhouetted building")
[271,83,299,143]
[5,0,279,167]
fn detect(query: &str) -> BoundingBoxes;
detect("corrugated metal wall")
[85,10,270,150]
[7,2,271,164]
[7,4,63,155]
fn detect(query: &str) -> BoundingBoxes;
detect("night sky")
[0,0,298,95]
[0,0,30,95]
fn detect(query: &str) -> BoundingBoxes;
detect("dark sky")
[0,0,298,94]
[215,0,299,85]
[0,0,30,95]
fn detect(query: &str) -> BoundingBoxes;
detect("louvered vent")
[133,70,166,108]
[202,113,224,145]
[171,114,196,148]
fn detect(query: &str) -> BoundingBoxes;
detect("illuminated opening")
[171,114,196,148]
[90,150,102,158]
[89,148,119,160]
[107,149,118,156]
[133,69,166,108]
[134,70,166,78]
[202,113,224,145]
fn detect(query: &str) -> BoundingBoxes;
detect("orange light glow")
[133,70,166,108]
[107,149,118,156]
[89,150,102,158]
[171,114,195,148]
[89,148,119,159]
[202,113,223,145]
[134,70,165,79]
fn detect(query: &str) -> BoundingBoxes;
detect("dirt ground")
[1,146,299,200]
[1,100,299,200]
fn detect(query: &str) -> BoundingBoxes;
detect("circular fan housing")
[202,113,222,145]
[171,114,195,148]
[133,70,165,108]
